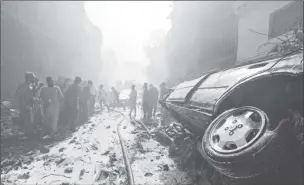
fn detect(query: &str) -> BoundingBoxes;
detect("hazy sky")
[85,1,172,82]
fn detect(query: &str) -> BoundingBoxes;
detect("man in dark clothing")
[81,80,94,122]
[159,82,169,101]
[142,83,149,120]
[13,72,36,136]
[159,82,170,126]
[64,76,82,132]
[148,84,159,118]
[129,85,137,117]
[111,87,125,110]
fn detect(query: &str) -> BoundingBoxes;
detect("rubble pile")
[144,115,219,185]
[1,107,22,139]
[1,110,193,185]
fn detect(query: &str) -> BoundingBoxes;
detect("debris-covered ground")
[1,108,198,185]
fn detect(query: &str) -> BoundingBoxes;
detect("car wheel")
[201,106,294,180]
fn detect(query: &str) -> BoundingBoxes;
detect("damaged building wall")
[233,1,303,63]
[165,2,238,86]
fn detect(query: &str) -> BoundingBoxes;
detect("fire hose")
[112,109,154,185]
[112,110,135,185]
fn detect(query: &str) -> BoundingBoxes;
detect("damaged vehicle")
[160,52,303,185]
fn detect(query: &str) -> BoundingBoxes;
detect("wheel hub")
[209,107,268,154]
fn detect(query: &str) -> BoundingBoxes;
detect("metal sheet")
[166,75,207,102]
[270,53,303,74]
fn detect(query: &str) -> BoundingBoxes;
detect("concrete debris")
[1,111,192,185]
[109,153,118,164]
[61,182,71,185]
[18,172,30,179]
[79,169,85,180]
[90,144,98,151]
[154,130,173,146]
[59,147,66,152]
[64,167,73,173]
[94,165,111,182]
[162,164,169,171]
[39,146,50,154]
[144,172,153,177]
[56,158,66,165]
[101,150,110,155]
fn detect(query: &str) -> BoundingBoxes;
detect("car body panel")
[166,75,207,102]
[163,52,303,134]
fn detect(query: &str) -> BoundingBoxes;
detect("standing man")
[64,77,82,132]
[142,83,149,120]
[129,85,137,117]
[60,78,72,96]
[159,82,169,101]
[111,87,125,110]
[40,77,64,136]
[159,82,170,125]
[81,80,94,121]
[149,84,159,118]
[98,84,110,112]
[13,72,36,136]
[90,82,97,116]
[33,76,44,128]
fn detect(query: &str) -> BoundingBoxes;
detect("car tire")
[201,106,294,179]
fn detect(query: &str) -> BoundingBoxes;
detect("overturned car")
[161,52,303,185]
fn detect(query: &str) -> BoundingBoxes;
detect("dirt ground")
[1,108,194,185]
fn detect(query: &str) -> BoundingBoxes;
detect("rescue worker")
[129,84,137,117]
[81,80,94,121]
[64,77,82,132]
[142,83,149,120]
[40,77,64,136]
[111,87,125,110]
[13,72,36,136]
[98,84,110,112]
[148,84,159,118]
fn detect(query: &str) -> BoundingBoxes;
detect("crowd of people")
[12,72,169,138]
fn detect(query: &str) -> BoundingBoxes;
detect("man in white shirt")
[40,77,64,136]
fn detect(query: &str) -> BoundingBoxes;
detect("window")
[269,1,303,38]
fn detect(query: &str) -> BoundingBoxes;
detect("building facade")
[165,1,238,85]
[1,2,102,99]
[232,1,303,63]
[165,1,303,86]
